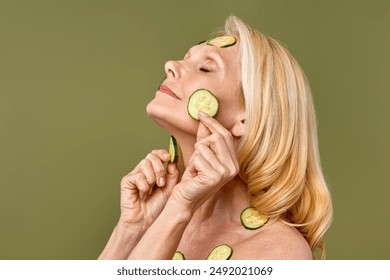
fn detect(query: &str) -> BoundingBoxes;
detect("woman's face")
[146,40,243,136]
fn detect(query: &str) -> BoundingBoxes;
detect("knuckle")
[139,159,148,168]
[145,153,155,160]
[213,133,223,142]
[213,168,223,180]
[120,175,128,186]
[152,149,167,158]
[209,174,219,185]
[217,165,227,177]
[154,165,165,175]
[134,172,145,181]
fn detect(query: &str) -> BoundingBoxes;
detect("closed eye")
[199,67,211,72]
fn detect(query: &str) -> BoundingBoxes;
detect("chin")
[146,98,197,135]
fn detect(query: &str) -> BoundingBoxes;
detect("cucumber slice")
[240,207,269,230]
[187,89,219,120]
[169,135,178,163]
[172,251,185,260]
[207,35,237,48]
[206,244,233,260]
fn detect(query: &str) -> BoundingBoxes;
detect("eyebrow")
[207,51,224,69]
[184,47,225,68]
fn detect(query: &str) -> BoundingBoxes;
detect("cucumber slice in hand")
[240,207,269,230]
[187,89,219,120]
[207,35,237,48]
[169,135,178,163]
[172,251,185,260]
[206,244,233,260]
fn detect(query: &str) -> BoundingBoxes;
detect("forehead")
[186,41,240,66]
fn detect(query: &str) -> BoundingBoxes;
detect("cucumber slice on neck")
[240,207,269,230]
[187,89,219,120]
[207,35,236,48]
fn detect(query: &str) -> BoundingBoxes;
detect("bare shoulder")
[232,220,313,260]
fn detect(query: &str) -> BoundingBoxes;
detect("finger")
[150,149,171,163]
[197,113,212,142]
[146,151,169,187]
[196,133,239,175]
[121,173,150,200]
[195,142,228,177]
[190,152,220,187]
[139,159,157,187]
[198,113,236,155]
[129,149,170,175]
[196,132,234,162]
[164,162,180,193]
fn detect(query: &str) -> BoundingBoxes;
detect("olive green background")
[0,0,389,259]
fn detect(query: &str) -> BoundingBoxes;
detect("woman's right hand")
[118,150,180,230]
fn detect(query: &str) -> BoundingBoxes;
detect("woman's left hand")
[171,111,239,211]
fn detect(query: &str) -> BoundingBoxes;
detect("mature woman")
[99,16,332,260]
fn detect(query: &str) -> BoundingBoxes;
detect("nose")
[164,60,180,79]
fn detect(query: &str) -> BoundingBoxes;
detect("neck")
[194,176,250,225]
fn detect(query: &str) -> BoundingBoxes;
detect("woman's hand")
[172,112,239,211]
[119,150,180,230]
[99,150,180,260]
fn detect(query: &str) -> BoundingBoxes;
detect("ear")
[231,113,246,137]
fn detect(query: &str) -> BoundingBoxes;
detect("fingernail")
[159,177,165,186]
[198,111,209,118]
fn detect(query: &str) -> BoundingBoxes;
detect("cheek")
[212,88,244,130]
[214,105,239,131]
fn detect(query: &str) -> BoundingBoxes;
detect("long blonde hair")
[222,16,333,259]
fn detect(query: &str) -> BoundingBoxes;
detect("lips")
[159,84,180,99]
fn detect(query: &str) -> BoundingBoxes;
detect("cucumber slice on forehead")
[187,89,219,120]
[240,207,269,230]
[169,135,178,163]
[206,244,233,260]
[207,35,237,48]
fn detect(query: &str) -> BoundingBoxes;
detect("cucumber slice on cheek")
[187,89,219,120]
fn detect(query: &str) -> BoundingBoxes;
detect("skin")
[99,41,312,260]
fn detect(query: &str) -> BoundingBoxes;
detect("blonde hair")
[222,16,333,259]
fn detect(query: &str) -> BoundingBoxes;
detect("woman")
[99,16,332,260]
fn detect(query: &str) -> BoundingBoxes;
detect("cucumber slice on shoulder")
[169,135,178,163]
[207,35,237,48]
[240,207,269,230]
[172,251,185,260]
[187,89,219,120]
[206,244,233,260]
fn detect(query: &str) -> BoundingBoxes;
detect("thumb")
[165,162,180,193]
